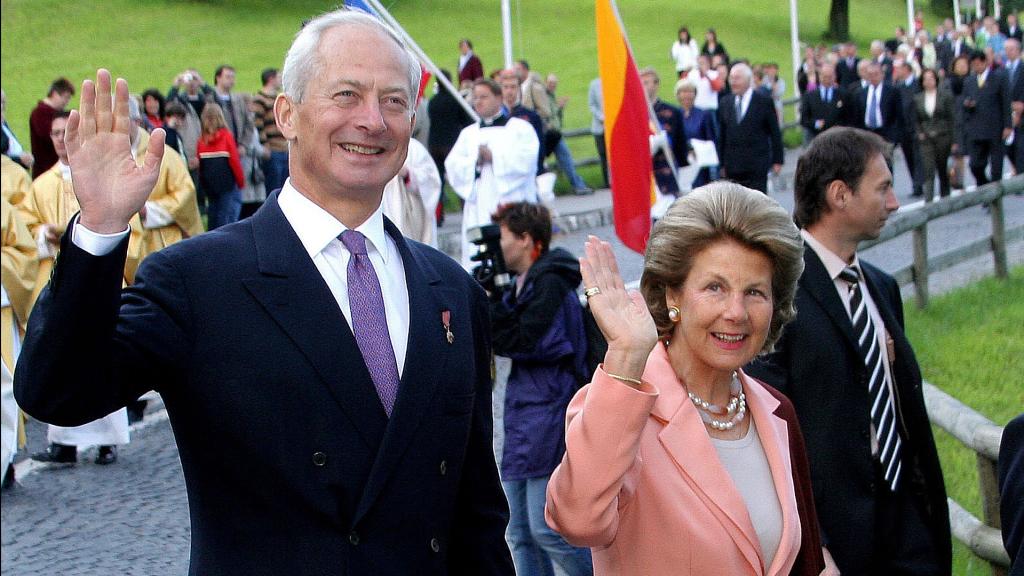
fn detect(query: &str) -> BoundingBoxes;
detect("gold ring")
[584,286,601,298]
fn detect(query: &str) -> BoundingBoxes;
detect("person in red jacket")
[197,104,244,229]
[29,77,75,178]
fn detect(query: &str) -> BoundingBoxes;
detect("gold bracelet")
[604,371,643,386]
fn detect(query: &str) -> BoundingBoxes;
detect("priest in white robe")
[445,79,539,268]
[382,138,441,247]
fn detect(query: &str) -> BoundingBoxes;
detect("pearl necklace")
[687,372,747,431]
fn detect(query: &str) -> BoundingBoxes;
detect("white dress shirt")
[72,179,411,377]
[802,229,896,457]
[864,83,884,128]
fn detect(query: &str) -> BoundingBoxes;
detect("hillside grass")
[2,0,942,193]
[903,266,1024,575]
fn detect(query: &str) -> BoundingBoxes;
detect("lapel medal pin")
[442,310,454,344]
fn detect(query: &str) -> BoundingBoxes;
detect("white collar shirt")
[736,87,753,120]
[865,83,885,127]
[802,229,895,456]
[278,180,410,377]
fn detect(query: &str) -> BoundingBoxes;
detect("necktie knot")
[340,230,368,256]
[839,265,860,285]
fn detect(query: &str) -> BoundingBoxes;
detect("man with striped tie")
[747,127,951,576]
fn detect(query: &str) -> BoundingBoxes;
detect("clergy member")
[445,78,539,268]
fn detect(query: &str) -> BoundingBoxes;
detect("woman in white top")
[671,26,700,78]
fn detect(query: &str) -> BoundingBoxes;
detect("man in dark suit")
[1002,12,1023,43]
[717,62,783,193]
[855,62,904,145]
[893,60,923,196]
[14,10,515,576]
[800,63,848,141]
[641,67,689,198]
[1003,39,1024,172]
[747,127,951,576]
[836,43,862,88]
[999,413,1024,574]
[962,50,1012,186]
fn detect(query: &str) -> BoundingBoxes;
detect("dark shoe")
[573,187,595,196]
[2,465,14,490]
[31,443,77,466]
[127,399,147,424]
[95,446,118,465]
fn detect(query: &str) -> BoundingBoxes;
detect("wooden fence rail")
[860,175,1024,308]
[923,382,1010,573]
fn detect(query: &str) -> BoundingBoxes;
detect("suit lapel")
[800,248,860,352]
[243,194,388,450]
[353,222,451,525]
[646,347,763,573]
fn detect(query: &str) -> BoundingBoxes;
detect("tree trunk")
[828,0,850,42]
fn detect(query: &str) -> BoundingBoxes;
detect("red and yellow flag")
[596,0,654,254]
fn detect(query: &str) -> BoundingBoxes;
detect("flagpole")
[365,0,480,122]
[501,0,514,69]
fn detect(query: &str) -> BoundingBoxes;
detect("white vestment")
[445,117,539,268]
[1,286,19,477]
[382,138,442,247]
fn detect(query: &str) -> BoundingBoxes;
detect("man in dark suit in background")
[962,50,1012,186]
[800,63,848,141]
[717,62,783,193]
[999,413,1024,575]
[1003,39,1024,173]
[855,62,904,145]
[747,127,951,576]
[893,60,923,196]
[836,42,862,88]
[15,10,515,576]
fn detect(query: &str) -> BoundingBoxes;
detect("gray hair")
[640,181,804,354]
[729,62,753,82]
[127,95,142,122]
[674,78,698,94]
[281,9,421,111]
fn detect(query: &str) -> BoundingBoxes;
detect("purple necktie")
[340,230,400,416]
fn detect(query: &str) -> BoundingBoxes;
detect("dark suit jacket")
[836,57,861,87]
[914,89,956,144]
[1000,413,1024,573]
[800,85,849,137]
[854,82,904,143]
[962,69,1011,141]
[716,90,783,175]
[15,193,515,576]
[746,248,951,576]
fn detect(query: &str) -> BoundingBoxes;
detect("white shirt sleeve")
[143,201,175,228]
[70,215,131,256]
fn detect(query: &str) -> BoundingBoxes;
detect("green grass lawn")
[3,0,942,193]
[904,266,1024,575]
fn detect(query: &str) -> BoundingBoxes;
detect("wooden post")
[989,194,1008,279]
[977,453,1007,576]
[912,224,929,308]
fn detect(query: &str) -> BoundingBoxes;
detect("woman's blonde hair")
[639,181,804,353]
[200,104,227,138]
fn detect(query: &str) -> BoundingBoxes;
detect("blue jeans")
[207,187,241,230]
[553,138,588,190]
[502,476,593,576]
[262,150,290,195]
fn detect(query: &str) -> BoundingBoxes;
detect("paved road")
[3,145,1022,575]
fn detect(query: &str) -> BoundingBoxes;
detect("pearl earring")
[668,306,681,323]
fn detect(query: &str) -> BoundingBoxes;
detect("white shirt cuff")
[70,215,131,256]
[143,202,174,228]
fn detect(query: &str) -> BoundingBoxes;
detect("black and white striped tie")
[840,265,903,492]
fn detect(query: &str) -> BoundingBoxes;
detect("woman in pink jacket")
[546,182,827,575]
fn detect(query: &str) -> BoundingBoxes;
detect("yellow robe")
[18,130,203,297]
[130,129,203,282]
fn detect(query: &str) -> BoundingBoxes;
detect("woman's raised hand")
[66,69,165,234]
[580,236,658,381]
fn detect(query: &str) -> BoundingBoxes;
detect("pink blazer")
[545,344,802,575]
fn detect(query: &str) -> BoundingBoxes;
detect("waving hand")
[65,69,165,234]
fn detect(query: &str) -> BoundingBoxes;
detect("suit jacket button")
[349,531,360,546]
[312,452,327,466]
[439,460,447,475]
[430,537,440,553]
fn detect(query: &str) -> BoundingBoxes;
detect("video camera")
[467,224,511,294]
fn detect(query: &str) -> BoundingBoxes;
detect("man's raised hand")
[65,69,164,234]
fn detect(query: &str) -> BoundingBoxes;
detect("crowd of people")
[2,6,1022,576]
